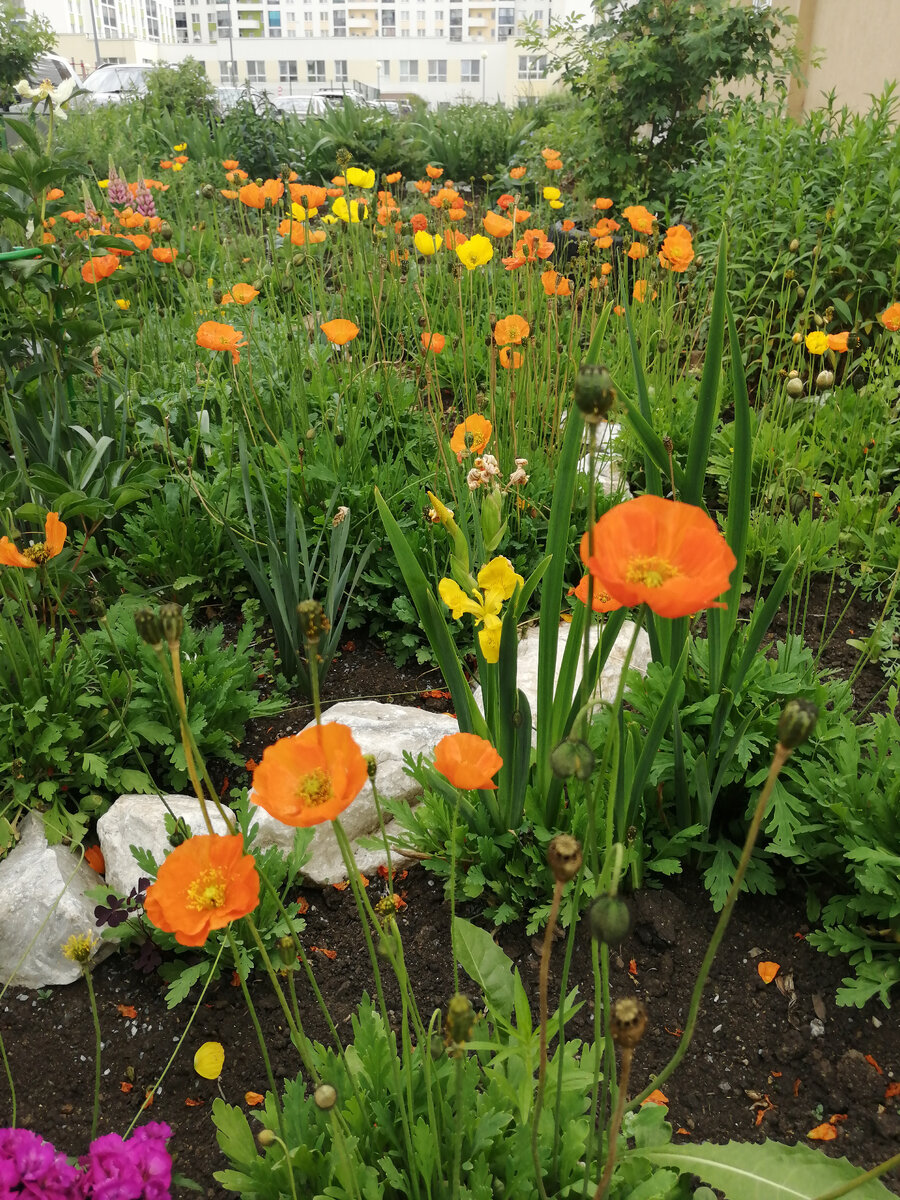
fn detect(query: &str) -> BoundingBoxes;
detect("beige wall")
[778,0,900,117]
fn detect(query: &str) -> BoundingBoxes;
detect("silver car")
[77,64,153,105]
[271,93,328,118]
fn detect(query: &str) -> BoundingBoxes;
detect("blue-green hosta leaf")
[632,1138,894,1200]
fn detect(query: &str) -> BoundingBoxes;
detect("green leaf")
[632,1139,895,1200]
[212,1097,259,1168]
[452,916,515,1020]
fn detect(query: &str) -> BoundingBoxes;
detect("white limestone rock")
[473,619,652,731]
[97,793,231,898]
[0,813,110,989]
[250,700,459,885]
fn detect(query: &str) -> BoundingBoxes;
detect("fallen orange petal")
[245,1091,265,1106]
[297,897,309,915]
[865,1054,883,1074]
[84,845,106,874]
[771,1071,782,1078]
[641,1089,668,1106]
[142,1090,155,1109]
[807,1123,838,1141]
[757,961,780,984]
[185,1097,205,1107]
[244,758,259,772]
[120,1081,133,1093]
[793,1078,801,1098]
[117,1004,137,1019]
[628,959,638,976]
[675,1127,691,1136]
[885,1082,900,1101]
[310,946,337,960]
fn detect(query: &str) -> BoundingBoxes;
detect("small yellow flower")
[345,166,375,188]
[414,230,442,256]
[332,196,368,223]
[194,1040,225,1079]
[437,556,523,664]
[171,162,184,172]
[542,186,561,201]
[549,200,564,209]
[173,142,187,152]
[115,298,131,310]
[207,277,214,288]
[98,179,109,189]
[62,932,97,964]
[455,234,494,271]
[805,331,828,355]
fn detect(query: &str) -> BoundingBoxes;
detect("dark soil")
[2,869,898,1196]
[2,590,896,1195]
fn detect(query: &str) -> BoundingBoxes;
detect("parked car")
[76,64,153,106]
[271,93,328,118]
[214,84,269,114]
[316,88,372,108]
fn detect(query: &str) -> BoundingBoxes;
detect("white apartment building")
[31,0,587,107]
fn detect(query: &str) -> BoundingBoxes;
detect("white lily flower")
[15,75,78,119]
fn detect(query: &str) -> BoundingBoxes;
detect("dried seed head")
[547,834,582,883]
[159,602,184,645]
[610,996,648,1049]
[297,599,330,645]
[777,699,818,750]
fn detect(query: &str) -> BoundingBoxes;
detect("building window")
[380,59,390,78]
[460,59,480,83]
[246,60,266,82]
[399,58,417,82]
[332,9,346,32]
[268,10,281,34]
[175,12,188,40]
[449,9,461,40]
[279,59,298,82]
[498,6,514,39]
[100,0,118,35]
[334,59,348,81]
[517,54,547,80]
[220,60,237,83]
[427,58,446,82]
[381,9,395,35]
[306,59,326,82]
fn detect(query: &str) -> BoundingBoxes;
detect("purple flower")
[0,1127,82,1199]
[79,1122,172,1200]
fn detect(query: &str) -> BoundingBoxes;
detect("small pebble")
[810,1018,825,1038]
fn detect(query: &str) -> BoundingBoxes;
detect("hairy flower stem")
[266,1133,300,1200]
[243,918,318,1083]
[628,741,793,1110]
[593,1046,634,1200]
[83,965,102,1141]
[227,929,283,1124]
[531,876,566,1200]
[451,1055,465,1200]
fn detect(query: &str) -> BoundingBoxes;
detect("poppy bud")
[81,793,105,813]
[281,276,294,292]
[91,596,107,621]
[201,183,215,199]
[815,369,834,389]
[574,364,616,423]
[178,259,194,279]
[789,238,800,252]
[590,896,632,944]
[791,332,802,344]
[159,221,173,241]
[547,834,582,883]
[277,936,294,967]
[365,755,377,780]
[777,699,818,750]
[134,608,163,648]
[796,286,806,300]
[303,368,313,382]
[159,602,184,645]
[444,993,476,1048]
[785,377,805,398]
[314,1083,337,1110]
[610,996,648,1049]
[550,739,594,780]
[335,431,345,447]
[429,1033,445,1060]
[257,1129,277,1147]
[212,288,224,305]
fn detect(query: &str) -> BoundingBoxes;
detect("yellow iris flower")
[438,556,523,663]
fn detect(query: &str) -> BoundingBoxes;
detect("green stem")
[628,741,792,1110]
[83,966,102,1142]
[531,876,565,1200]
[451,1055,464,1200]
[227,927,283,1124]
[810,1152,900,1200]
[243,917,318,1082]
[594,1047,633,1200]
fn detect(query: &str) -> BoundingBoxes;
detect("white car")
[77,64,153,105]
[271,93,328,118]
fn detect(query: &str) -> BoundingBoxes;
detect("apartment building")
[32,0,587,106]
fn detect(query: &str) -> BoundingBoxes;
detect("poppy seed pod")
[590,896,632,944]
[212,288,224,305]
[574,364,616,423]
[134,608,163,649]
[610,996,648,1049]
[777,698,818,749]
[159,221,173,242]
[314,1083,337,1110]
[547,834,582,883]
[159,602,184,645]
[200,183,215,200]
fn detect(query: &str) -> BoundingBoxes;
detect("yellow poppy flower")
[173,142,187,152]
[414,230,442,256]
[115,298,131,310]
[805,331,828,355]
[455,234,494,271]
[346,166,375,188]
[332,196,368,223]
[542,186,561,201]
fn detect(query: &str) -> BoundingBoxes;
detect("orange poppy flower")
[414,180,433,195]
[541,269,572,297]
[621,205,655,235]
[593,197,614,210]
[512,209,531,223]
[376,190,399,208]
[152,247,177,264]
[426,164,444,179]
[226,169,249,182]
[251,722,368,826]
[627,242,649,260]
[568,575,623,614]
[601,262,613,276]
[0,511,66,568]
[509,166,527,180]
[239,179,284,209]
[826,331,850,353]
[46,187,65,201]
[326,187,343,198]
[196,320,247,364]
[221,189,239,200]
[613,304,625,316]
[144,833,260,947]
[159,160,173,169]
[561,219,575,232]
[421,331,446,353]
[540,147,560,160]
[433,732,503,791]
[60,210,86,223]
[633,280,657,303]
[545,158,563,171]
[493,314,530,346]
[495,193,514,211]
[448,207,466,221]
[502,255,526,270]
[174,154,189,165]
[499,346,523,370]
[483,211,513,238]
[581,495,736,618]
[516,229,554,261]
[878,302,900,332]
[222,282,259,305]
[124,234,151,251]
[222,159,240,170]
[321,318,359,345]
[659,224,694,272]
[41,232,56,244]
[410,213,428,233]
[332,175,346,186]
[81,254,119,283]
[444,229,467,249]
[450,414,492,457]
[278,218,325,246]
[590,218,620,239]
[385,171,402,184]
[290,183,328,209]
